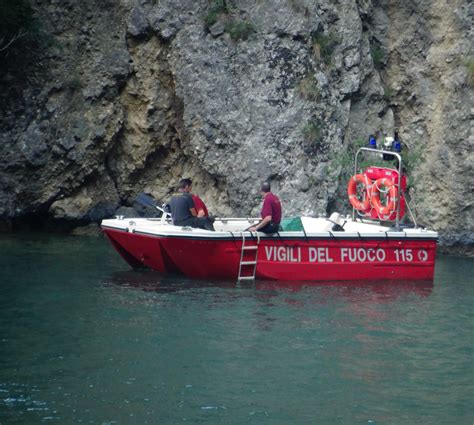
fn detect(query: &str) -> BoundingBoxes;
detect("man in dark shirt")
[249,181,282,233]
[169,179,214,231]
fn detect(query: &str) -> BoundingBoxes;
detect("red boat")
[101,148,438,282]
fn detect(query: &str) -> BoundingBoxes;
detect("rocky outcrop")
[0,0,472,254]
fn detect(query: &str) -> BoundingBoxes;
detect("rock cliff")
[0,0,472,254]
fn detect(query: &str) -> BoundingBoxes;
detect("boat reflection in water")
[103,269,433,300]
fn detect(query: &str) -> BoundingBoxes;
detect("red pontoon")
[101,148,437,281]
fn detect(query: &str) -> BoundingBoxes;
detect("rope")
[374,179,390,194]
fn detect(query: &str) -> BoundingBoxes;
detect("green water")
[0,234,472,424]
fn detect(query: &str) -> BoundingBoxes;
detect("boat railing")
[214,217,260,224]
[404,197,417,229]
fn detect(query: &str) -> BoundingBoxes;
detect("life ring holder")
[352,147,408,229]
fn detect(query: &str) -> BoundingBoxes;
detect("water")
[0,234,472,424]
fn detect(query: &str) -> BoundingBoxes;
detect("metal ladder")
[237,232,260,282]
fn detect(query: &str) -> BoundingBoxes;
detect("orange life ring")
[347,174,371,212]
[370,178,399,218]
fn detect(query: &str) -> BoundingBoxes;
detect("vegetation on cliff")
[0,0,37,54]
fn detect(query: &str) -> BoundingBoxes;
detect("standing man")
[169,178,214,231]
[249,181,282,233]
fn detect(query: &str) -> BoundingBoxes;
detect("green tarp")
[280,216,304,231]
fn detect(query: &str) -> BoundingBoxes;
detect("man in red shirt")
[192,193,209,217]
[249,181,282,233]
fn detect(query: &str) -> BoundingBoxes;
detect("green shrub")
[303,119,323,143]
[327,139,364,178]
[402,142,423,190]
[225,19,254,41]
[302,119,329,156]
[296,74,320,101]
[312,30,339,65]
[371,46,385,70]
[204,0,230,27]
[288,0,309,14]
[203,1,254,42]
[383,87,394,101]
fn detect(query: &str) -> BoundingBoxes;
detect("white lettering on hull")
[265,246,273,260]
[263,245,425,264]
[265,246,302,262]
[308,247,334,263]
[340,247,386,262]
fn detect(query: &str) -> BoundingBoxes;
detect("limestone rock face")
[0,0,472,253]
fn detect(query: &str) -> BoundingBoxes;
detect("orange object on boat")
[363,167,406,221]
[347,174,371,213]
[370,178,399,219]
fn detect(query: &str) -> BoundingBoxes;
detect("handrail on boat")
[213,217,260,223]
[404,197,418,229]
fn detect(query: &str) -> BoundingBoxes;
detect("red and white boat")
[101,148,437,281]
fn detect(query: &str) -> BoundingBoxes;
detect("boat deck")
[101,216,438,240]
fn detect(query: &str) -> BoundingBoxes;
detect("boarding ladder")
[237,232,260,282]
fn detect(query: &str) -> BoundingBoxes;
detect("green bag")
[280,217,303,231]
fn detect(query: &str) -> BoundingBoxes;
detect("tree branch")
[0,29,28,52]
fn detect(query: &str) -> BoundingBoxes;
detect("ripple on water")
[0,236,472,424]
